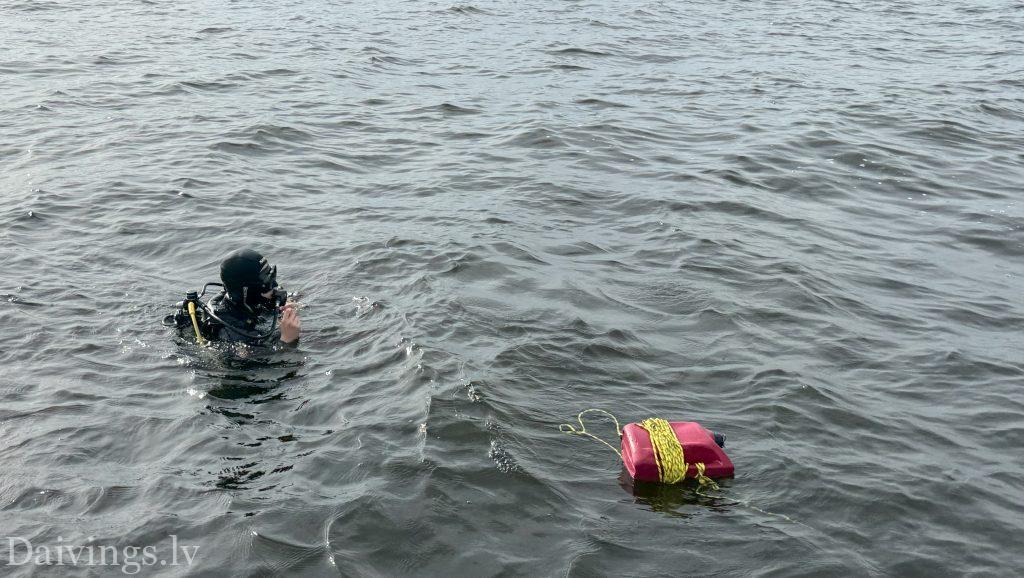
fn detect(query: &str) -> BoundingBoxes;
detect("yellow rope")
[639,417,718,490]
[559,410,719,490]
[558,409,623,458]
[187,301,206,346]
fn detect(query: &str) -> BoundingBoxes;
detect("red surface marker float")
[559,409,734,486]
[621,420,734,483]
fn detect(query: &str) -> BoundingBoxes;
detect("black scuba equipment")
[166,282,288,344]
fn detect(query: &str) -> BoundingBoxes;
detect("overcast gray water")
[2,0,1023,575]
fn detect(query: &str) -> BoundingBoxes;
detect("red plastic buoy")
[621,421,734,483]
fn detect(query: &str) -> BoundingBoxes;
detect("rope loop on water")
[558,408,623,458]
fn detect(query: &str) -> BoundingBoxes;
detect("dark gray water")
[2,0,1023,575]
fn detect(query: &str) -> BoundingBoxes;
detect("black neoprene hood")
[220,249,276,303]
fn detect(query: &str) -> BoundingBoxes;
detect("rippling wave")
[1,0,1022,575]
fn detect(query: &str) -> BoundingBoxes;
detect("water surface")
[2,0,1023,575]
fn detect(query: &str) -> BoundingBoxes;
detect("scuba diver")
[166,249,301,346]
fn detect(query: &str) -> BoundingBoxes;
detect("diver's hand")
[279,303,301,344]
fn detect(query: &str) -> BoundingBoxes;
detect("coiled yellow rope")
[639,417,718,490]
[559,410,718,490]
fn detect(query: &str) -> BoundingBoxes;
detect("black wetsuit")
[205,292,281,345]
[170,291,283,346]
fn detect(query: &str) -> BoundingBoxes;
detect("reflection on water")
[185,348,309,492]
[618,471,721,519]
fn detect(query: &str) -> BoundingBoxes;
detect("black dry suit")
[168,249,290,346]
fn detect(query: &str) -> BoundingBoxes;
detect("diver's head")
[220,248,278,307]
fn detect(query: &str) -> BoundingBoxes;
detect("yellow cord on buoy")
[187,301,206,346]
[559,410,718,490]
[639,417,718,490]
[558,409,623,458]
